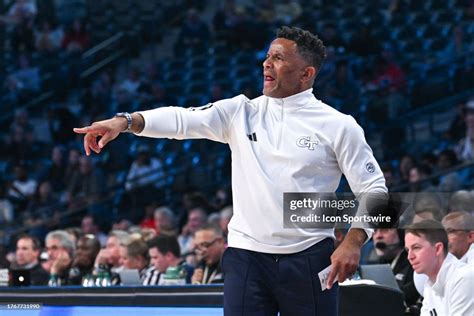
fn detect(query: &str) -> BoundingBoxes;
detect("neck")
[427,255,445,283]
[169,257,181,267]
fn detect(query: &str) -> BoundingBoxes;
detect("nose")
[407,249,415,261]
[263,57,271,69]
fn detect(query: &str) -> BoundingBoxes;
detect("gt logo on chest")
[296,136,319,150]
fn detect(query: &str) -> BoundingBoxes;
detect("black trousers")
[222,238,338,316]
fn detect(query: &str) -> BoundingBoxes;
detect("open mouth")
[264,75,275,82]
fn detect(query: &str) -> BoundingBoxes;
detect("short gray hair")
[109,230,131,246]
[46,230,76,256]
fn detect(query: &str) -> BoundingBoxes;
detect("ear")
[434,242,445,256]
[301,66,316,83]
[468,231,474,243]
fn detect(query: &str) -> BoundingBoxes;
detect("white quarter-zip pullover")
[137,88,387,254]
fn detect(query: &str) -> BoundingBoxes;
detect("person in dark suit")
[11,234,48,286]
[371,229,419,308]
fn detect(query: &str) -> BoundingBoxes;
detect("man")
[441,211,474,263]
[44,230,75,284]
[75,26,387,315]
[67,235,101,285]
[146,235,193,284]
[405,219,474,315]
[80,214,107,246]
[371,229,419,307]
[191,224,226,284]
[119,239,155,285]
[94,230,130,273]
[11,235,48,285]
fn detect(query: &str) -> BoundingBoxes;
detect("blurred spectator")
[94,230,130,274]
[61,18,90,53]
[369,229,419,307]
[44,230,75,283]
[381,165,397,190]
[456,100,474,162]
[40,145,67,192]
[65,227,82,245]
[111,218,133,232]
[441,211,474,263]
[10,234,49,285]
[274,0,302,25]
[35,19,63,53]
[0,183,14,223]
[27,180,60,223]
[66,156,105,212]
[1,0,37,25]
[7,163,37,209]
[125,144,164,191]
[63,147,80,195]
[178,207,207,256]
[67,235,100,285]
[80,214,107,246]
[399,154,416,185]
[119,239,154,284]
[412,193,444,223]
[123,144,164,221]
[153,206,178,236]
[147,235,194,285]
[408,165,433,192]
[447,102,467,143]
[448,190,473,213]
[368,54,406,92]
[437,149,462,191]
[191,224,225,284]
[11,54,40,92]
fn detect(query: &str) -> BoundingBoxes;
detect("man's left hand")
[326,228,366,289]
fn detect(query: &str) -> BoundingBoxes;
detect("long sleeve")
[334,115,388,238]
[136,95,246,143]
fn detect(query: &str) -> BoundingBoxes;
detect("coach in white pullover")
[75,26,387,316]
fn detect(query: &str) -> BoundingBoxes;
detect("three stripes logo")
[429,309,437,316]
[247,132,257,142]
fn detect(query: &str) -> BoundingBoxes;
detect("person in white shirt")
[405,219,474,316]
[74,26,387,315]
[442,211,474,263]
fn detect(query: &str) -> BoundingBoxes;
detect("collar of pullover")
[266,88,315,110]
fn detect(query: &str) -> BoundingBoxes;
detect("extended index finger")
[73,126,93,134]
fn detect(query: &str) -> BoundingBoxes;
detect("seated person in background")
[11,234,48,285]
[67,235,100,285]
[191,224,226,284]
[94,230,130,273]
[147,235,194,285]
[442,211,474,263]
[119,239,155,285]
[405,220,474,316]
[370,229,419,308]
[44,230,76,285]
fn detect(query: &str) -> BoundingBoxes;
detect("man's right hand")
[73,117,126,156]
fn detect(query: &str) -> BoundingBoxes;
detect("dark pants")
[222,238,338,316]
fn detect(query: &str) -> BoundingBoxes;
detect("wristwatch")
[115,112,133,133]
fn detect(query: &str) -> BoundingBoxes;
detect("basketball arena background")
[0,0,473,315]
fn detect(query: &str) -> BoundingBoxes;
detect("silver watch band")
[115,112,132,133]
